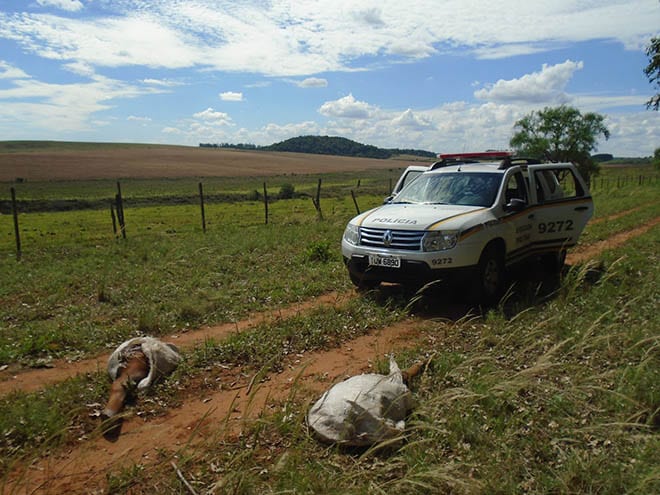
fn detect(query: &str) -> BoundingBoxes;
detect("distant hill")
[201,135,436,159]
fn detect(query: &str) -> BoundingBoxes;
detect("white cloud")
[1,1,656,76]
[391,109,433,130]
[297,78,328,88]
[219,91,243,102]
[127,115,152,122]
[319,94,379,119]
[142,78,182,87]
[193,107,233,126]
[475,60,584,104]
[37,0,84,12]
[0,73,162,134]
[0,60,29,79]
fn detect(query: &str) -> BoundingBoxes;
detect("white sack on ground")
[307,357,414,446]
[107,336,181,390]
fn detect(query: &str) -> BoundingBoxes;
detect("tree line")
[199,135,436,160]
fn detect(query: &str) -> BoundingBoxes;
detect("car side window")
[504,172,528,204]
[534,168,584,202]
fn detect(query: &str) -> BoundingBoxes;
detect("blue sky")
[0,0,658,156]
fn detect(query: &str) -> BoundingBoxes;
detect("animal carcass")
[102,336,181,419]
[307,357,423,447]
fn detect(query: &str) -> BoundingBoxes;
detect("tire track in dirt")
[0,292,347,397]
[587,201,659,226]
[3,214,659,493]
[566,215,660,265]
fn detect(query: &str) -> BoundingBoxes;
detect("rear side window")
[534,168,585,202]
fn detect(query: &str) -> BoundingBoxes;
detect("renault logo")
[383,230,393,247]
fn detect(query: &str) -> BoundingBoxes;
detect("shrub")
[278,183,295,199]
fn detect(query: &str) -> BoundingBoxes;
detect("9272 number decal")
[538,220,574,234]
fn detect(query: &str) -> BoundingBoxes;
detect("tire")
[540,249,566,274]
[349,270,380,290]
[474,245,505,305]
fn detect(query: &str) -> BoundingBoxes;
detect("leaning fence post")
[198,182,206,233]
[10,187,21,261]
[263,182,269,224]
[350,190,360,214]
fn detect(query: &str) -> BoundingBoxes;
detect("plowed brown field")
[0,147,404,181]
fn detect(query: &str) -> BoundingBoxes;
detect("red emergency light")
[437,151,512,161]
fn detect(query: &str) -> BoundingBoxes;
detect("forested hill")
[199,135,436,159]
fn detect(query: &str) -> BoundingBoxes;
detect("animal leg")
[102,351,149,419]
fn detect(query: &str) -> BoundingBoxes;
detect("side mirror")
[383,195,394,204]
[505,198,526,212]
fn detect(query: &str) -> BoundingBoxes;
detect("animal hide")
[107,336,181,390]
[307,357,414,446]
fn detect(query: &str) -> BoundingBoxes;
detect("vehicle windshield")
[394,172,502,207]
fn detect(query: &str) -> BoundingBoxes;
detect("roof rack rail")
[431,151,512,170]
[430,158,479,170]
[498,156,543,169]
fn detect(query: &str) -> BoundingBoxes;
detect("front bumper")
[344,254,478,287]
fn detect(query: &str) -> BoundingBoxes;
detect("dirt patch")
[0,147,403,182]
[567,216,660,265]
[0,292,346,396]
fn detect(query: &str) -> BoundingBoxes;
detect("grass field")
[0,145,658,493]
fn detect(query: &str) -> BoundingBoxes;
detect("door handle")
[574,206,589,211]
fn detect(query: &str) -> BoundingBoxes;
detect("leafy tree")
[644,37,660,111]
[653,147,660,171]
[509,105,610,184]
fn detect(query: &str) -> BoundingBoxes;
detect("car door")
[499,169,535,266]
[528,164,594,255]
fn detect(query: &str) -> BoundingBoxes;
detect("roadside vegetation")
[0,163,658,492]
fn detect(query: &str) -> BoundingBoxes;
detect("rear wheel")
[474,245,505,304]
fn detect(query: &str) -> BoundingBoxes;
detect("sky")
[0,0,659,157]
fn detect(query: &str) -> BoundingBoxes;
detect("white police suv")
[342,152,593,302]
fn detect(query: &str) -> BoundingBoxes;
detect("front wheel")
[474,245,505,305]
[349,270,380,290]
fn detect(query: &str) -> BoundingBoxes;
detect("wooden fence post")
[198,182,206,233]
[312,178,323,220]
[10,187,21,261]
[110,204,117,236]
[263,182,269,224]
[350,190,360,215]
[116,181,126,239]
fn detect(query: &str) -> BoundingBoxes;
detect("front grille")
[359,227,424,251]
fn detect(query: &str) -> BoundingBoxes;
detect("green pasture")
[0,166,658,368]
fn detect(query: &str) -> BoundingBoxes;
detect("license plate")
[368,254,401,268]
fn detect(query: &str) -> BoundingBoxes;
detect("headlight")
[422,231,458,251]
[343,224,360,245]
